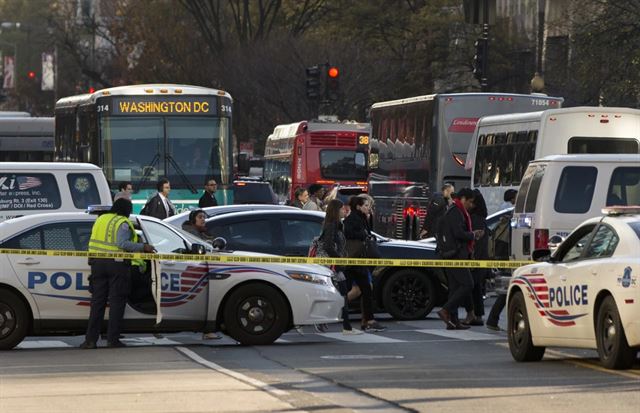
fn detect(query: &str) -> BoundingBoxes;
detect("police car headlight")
[287,271,332,286]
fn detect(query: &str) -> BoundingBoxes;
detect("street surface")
[2,298,639,413]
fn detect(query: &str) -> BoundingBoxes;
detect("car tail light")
[403,206,417,218]
[534,228,549,250]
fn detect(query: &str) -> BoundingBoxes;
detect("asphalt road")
[3,299,639,413]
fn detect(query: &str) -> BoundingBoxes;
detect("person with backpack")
[420,183,455,239]
[436,188,484,330]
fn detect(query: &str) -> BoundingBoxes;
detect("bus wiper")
[166,154,198,194]
[135,153,160,193]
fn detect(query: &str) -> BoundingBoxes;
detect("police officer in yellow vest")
[80,198,155,349]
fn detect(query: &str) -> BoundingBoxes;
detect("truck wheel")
[596,296,636,369]
[382,270,435,320]
[508,291,545,362]
[0,290,29,350]
[223,283,289,345]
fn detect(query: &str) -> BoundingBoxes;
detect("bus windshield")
[319,150,367,180]
[101,116,225,190]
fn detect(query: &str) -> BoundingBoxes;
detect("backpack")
[308,231,329,258]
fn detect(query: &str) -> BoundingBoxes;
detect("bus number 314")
[221,104,232,114]
[96,105,110,113]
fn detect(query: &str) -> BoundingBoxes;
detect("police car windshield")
[628,221,640,240]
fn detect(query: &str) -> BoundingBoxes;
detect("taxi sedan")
[0,212,342,349]
[507,208,640,369]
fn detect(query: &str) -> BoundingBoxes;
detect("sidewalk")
[0,346,294,412]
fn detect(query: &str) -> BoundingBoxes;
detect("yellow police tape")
[0,248,533,269]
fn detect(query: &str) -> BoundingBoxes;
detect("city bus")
[263,121,370,203]
[54,84,233,212]
[466,107,640,213]
[0,117,54,162]
[369,93,564,192]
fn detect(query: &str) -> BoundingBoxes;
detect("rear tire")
[596,296,636,370]
[382,270,435,320]
[508,291,545,362]
[223,283,289,345]
[0,289,30,350]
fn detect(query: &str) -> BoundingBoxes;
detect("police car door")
[5,221,94,320]
[541,224,598,341]
[137,219,207,322]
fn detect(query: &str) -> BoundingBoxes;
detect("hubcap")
[390,275,429,317]
[601,312,616,357]
[0,303,16,339]
[238,296,275,334]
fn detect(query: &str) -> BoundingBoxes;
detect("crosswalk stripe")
[17,340,72,349]
[416,329,503,341]
[318,332,405,343]
[121,337,182,346]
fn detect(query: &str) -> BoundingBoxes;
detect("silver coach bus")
[0,117,54,162]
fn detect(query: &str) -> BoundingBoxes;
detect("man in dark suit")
[198,178,218,208]
[140,178,176,219]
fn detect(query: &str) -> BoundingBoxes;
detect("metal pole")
[481,0,489,91]
[537,0,546,74]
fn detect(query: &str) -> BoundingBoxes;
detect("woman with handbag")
[344,196,386,333]
[319,199,363,335]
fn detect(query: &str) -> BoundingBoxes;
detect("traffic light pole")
[480,23,489,91]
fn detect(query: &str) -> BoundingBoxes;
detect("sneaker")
[106,340,126,348]
[342,328,364,335]
[202,332,222,340]
[152,333,164,339]
[314,323,329,333]
[486,323,502,332]
[362,321,387,332]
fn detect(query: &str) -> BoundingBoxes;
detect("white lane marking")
[321,355,404,360]
[275,338,290,343]
[416,329,502,341]
[16,340,72,349]
[318,332,405,343]
[176,346,289,397]
[121,337,181,346]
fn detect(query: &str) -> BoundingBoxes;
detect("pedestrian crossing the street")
[16,324,506,350]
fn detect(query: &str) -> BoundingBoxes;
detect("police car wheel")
[0,290,29,350]
[223,283,289,346]
[596,296,636,370]
[382,270,435,320]
[508,291,545,362]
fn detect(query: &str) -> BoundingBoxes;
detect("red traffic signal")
[27,71,36,79]
[88,87,96,93]
[328,66,339,78]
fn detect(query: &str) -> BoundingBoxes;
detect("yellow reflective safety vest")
[88,213,146,271]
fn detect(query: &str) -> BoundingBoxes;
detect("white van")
[511,154,640,260]
[0,162,112,222]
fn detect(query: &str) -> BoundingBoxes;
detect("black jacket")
[198,192,218,208]
[344,210,371,259]
[438,204,474,259]
[471,212,489,260]
[421,192,448,237]
[321,221,347,258]
[140,194,175,220]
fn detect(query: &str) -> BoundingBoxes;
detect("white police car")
[0,212,342,349]
[507,207,640,369]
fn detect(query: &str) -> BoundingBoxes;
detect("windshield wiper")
[135,153,160,193]
[166,154,198,194]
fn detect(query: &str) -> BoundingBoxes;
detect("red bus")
[264,121,370,203]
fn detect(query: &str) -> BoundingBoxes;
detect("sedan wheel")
[382,270,435,320]
[596,296,636,369]
[0,290,29,350]
[507,291,545,362]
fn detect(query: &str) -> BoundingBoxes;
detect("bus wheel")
[596,296,636,370]
[0,289,29,350]
[382,270,435,320]
[223,283,289,346]
[508,291,545,362]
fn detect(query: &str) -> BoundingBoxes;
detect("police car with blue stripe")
[0,211,342,349]
[507,207,640,369]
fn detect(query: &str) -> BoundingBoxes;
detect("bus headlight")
[287,271,332,286]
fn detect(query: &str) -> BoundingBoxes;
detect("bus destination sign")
[106,96,222,116]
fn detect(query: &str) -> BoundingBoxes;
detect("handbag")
[308,231,330,258]
[364,235,382,259]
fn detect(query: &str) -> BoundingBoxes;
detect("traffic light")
[306,65,321,99]
[472,38,487,81]
[326,66,339,101]
[27,70,36,80]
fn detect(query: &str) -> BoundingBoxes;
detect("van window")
[554,166,598,213]
[515,165,536,213]
[67,173,102,209]
[524,165,545,213]
[0,173,61,211]
[607,167,640,206]
[568,137,639,154]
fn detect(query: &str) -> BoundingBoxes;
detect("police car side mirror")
[532,249,551,262]
[190,243,207,255]
[211,237,227,250]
